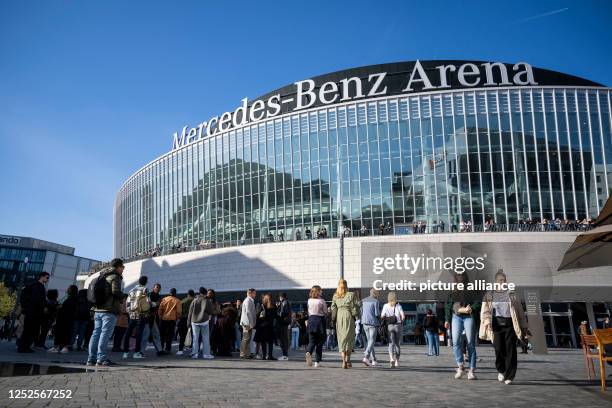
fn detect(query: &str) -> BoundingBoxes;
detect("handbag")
[383,305,398,324]
[185,327,192,348]
[456,304,472,315]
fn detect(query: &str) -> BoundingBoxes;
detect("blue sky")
[1,1,611,261]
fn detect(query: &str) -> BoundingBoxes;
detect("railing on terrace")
[107,222,594,266]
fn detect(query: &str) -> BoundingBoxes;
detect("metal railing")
[115,221,595,265]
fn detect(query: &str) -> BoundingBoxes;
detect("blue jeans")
[363,325,377,361]
[291,327,299,350]
[141,319,162,353]
[88,312,117,363]
[451,314,476,369]
[191,321,210,357]
[234,322,241,351]
[425,330,439,355]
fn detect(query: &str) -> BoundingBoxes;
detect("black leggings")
[262,341,274,359]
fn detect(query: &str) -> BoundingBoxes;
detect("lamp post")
[10,256,29,342]
[336,147,344,280]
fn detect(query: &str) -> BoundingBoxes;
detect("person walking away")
[239,288,257,359]
[112,299,129,352]
[188,287,214,359]
[254,293,277,360]
[423,309,440,356]
[177,289,195,355]
[276,292,291,360]
[17,272,49,353]
[381,292,405,367]
[159,288,182,353]
[444,272,479,380]
[331,279,360,368]
[48,285,78,353]
[479,270,529,385]
[123,276,151,359]
[36,289,58,349]
[87,258,125,366]
[305,285,327,368]
[361,288,381,366]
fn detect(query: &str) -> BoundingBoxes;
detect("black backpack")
[92,272,117,307]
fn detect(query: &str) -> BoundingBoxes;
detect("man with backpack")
[276,292,291,360]
[86,258,125,366]
[122,276,151,359]
[17,272,49,353]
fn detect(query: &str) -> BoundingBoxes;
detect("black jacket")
[21,281,46,317]
[423,315,439,332]
[277,300,291,325]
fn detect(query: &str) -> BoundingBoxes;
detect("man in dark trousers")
[276,292,291,360]
[17,272,50,353]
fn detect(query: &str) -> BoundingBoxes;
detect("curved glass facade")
[115,87,612,258]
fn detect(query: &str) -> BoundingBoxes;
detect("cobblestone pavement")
[0,341,610,408]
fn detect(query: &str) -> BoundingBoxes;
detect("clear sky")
[1,1,611,261]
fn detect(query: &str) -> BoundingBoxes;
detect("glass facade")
[0,247,46,288]
[115,87,612,258]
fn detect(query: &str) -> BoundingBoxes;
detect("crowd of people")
[8,259,573,385]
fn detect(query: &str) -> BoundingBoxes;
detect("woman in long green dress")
[331,279,360,368]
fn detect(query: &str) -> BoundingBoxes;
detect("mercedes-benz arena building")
[114,61,612,347]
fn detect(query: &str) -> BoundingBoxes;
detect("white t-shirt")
[381,303,405,323]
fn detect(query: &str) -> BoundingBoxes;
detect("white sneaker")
[133,352,145,359]
[47,347,59,353]
[371,360,378,367]
[314,362,320,368]
[468,369,477,380]
[191,354,199,359]
[498,373,505,382]
[255,354,263,360]
[202,354,214,359]
[454,366,465,379]
[60,347,69,354]
[176,351,184,356]
[394,359,400,367]
[504,379,512,385]
[122,352,129,359]
[362,357,371,367]
[277,356,289,361]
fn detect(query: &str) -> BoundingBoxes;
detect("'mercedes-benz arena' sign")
[171,60,601,150]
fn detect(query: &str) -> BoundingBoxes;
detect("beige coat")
[479,291,528,342]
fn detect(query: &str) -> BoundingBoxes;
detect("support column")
[524,289,548,354]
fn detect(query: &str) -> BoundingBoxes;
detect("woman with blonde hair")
[331,279,360,368]
[305,285,327,368]
[381,291,405,367]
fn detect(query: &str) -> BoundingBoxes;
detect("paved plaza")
[0,341,610,408]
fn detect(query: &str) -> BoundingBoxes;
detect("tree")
[0,282,16,318]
